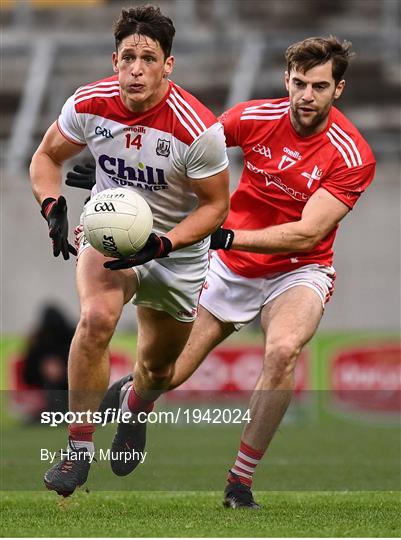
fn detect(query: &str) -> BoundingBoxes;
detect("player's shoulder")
[166,81,219,144]
[326,107,376,168]
[72,75,120,113]
[237,97,290,122]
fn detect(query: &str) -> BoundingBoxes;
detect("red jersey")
[218,98,376,277]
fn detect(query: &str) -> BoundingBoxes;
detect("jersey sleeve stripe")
[331,123,363,165]
[169,92,203,136]
[242,107,289,116]
[329,128,357,166]
[76,79,119,90]
[56,120,86,146]
[326,130,352,168]
[74,91,121,106]
[166,98,199,139]
[75,84,120,99]
[170,88,207,131]
[240,113,288,121]
[328,127,360,167]
[76,81,120,94]
[244,101,290,112]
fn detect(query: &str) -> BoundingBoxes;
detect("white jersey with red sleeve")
[57,75,228,258]
[218,97,376,277]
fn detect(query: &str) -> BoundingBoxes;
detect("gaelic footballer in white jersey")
[58,75,228,259]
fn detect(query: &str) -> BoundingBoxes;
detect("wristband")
[158,236,172,257]
[41,197,57,219]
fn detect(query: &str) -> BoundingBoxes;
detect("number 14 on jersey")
[125,133,143,150]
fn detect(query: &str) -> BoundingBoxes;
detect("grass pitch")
[1,490,400,537]
[2,334,400,536]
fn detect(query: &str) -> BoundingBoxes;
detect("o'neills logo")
[330,345,401,413]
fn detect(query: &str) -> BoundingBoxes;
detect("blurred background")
[1,0,400,335]
[1,1,399,491]
[0,0,399,350]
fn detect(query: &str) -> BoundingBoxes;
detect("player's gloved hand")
[104,233,172,270]
[65,162,96,190]
[41,196,77,259]
[210,228,234,250]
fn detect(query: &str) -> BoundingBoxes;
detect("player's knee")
[264,339,301,386]
[78,304,118,345]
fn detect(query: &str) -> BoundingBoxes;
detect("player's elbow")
[218,199,230,225]
[29,150,39,179]
[29,147,57,180]
[29,150,43,189]
[204,198,229,229]
[296,230,321,251]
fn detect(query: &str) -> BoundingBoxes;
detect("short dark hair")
[285,36,354,84]
[113,5,175,58]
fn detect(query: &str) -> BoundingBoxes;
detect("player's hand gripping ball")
[83,188,153,258]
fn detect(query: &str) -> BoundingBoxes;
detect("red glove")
[41,196,77,260]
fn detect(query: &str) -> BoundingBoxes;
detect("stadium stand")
[1,0,399,171]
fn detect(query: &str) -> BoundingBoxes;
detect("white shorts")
[75,223,209,323]
[132,253,208,322]
[200,253,336,331]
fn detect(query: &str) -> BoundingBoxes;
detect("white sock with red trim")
[228,439,264,487]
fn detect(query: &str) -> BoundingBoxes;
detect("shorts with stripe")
[200,253,336,331]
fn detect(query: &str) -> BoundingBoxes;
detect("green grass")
[1,420,400,536]
[2,333,400,536]
[1,490,400,537]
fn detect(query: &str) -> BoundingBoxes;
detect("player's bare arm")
[165,167,230,250]
[30,121,84,205]
[229,187,349,253]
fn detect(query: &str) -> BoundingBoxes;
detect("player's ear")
[163,56,175,78]
[284,71,290,92]
[112,51,118,73]
[334,79,345,100]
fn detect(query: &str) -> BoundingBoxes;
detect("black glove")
[41,196,77,259]
[65,162,96,190]
[104,233,172,270]
[210,228,234,250]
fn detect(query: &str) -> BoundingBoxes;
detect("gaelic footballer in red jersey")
[167,37,376,508]
[217,93,375,277]
[30,5,229,497]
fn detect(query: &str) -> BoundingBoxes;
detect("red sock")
[68,423,95,442]
[127,385,154,414]
[228,440,264,487]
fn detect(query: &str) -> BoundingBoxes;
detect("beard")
[290,103,331,136]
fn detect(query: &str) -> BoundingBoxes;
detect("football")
[83,188,153,258]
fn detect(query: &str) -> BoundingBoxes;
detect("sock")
[228,440,265,487]
[122,384,154,414]
[68,423,95,453]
